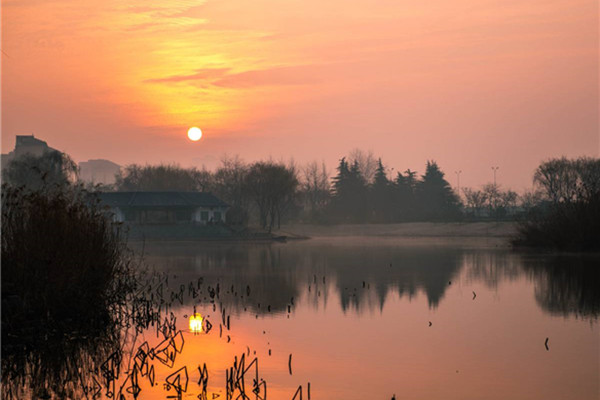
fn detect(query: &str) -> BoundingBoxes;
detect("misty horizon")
[0,133,584,193]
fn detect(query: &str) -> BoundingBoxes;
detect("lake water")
[113,237,599,400]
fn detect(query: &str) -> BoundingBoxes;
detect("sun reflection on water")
[189,313,203,333]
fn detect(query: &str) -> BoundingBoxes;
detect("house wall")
[106,205,228,225]
[192,206,228,224]
[110,207,125,222]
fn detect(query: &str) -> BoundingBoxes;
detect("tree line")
[104,151,465,226]
[5,149,597,240]
[109,151,467,227]
[107,150,536,226]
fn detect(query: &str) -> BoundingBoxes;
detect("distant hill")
[79,159,121,185]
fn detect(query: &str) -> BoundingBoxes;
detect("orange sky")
[1,0,598,190]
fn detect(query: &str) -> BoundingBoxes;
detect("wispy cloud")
[145,68,231,84]
[145,65,324,88]
[213,65,323,88]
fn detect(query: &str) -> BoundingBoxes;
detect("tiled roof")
[97,191,229,208]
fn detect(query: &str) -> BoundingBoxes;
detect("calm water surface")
[109,237,600,400]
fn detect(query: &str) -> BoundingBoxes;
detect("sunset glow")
[1,0,598,188]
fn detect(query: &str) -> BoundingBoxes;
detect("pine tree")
[394,170,417,221]
[331,158,350,198]
[369,159,393,222]
[416,161,460,220]
[329,158,368,222]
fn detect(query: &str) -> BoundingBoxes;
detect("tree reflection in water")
[142,241,600,320]
[2,294,122,398]
[523,254,600,319]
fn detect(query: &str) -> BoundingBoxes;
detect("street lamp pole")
[491,166,499,187]
[454,170,462,195]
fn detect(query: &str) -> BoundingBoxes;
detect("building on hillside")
[1,134,59,169]
[98,191,229,225]
[79,159,121,185]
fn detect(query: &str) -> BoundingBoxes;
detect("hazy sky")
[2,0,598,190]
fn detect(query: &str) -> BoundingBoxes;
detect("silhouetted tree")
[369,159,394,222]
[394,170,418,221]
[416,161,460,220]
[245,161,298,231]
[519,189,544,213]
[211,156,249,226]
[515,157,600,251]
[404,169,419,192]
[331,157,350,197]
[533,157,578,204]
[299,161,331,221]
[462,185,518,219]
[499,189,518,215]
[482,183,501,216]
[534,157,600,203]
[2,150,77,193]
[115,164,203,191]
[348,148,377,184]
[329,158,368,222]
[462,188,487,218]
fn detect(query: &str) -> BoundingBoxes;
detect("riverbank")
[277,221,517,238]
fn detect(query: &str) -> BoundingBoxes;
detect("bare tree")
[191,167,213,192]
[481,184,519,217]
[245,161,298,232]
[519,189,544,212]
[534,157,579,203]
[348,149,377,184]
[300,161,331,218]
[277,159,300,227]
[212,155,249,225]
[516,156,600,251]
[115,164,203,191]
[500,189,518,210]
[462,188,488,217]
[574,157,600,201]
[482,183,501,213]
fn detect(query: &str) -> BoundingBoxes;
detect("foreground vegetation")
[1,152,138,397]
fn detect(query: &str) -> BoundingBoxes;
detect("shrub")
[513,198,600,251]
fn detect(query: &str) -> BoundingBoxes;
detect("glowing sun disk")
[188,127,202,141]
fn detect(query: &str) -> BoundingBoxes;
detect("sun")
[187,127,202,141]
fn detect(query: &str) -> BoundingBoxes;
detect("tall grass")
[1,184,137,397]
